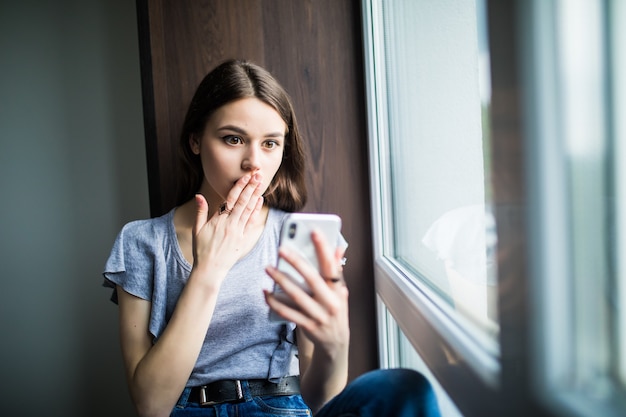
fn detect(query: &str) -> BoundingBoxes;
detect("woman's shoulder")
[104,209,175,274]
[117,209,174,244]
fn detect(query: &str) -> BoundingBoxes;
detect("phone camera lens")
[288,223,297,239]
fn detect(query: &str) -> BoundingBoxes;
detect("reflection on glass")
[421,205,497,331]
[381,0,497,339]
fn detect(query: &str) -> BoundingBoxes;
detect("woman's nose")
[242,146,261,171]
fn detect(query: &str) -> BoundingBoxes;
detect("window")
[363,0,626,416]
[381,0,497,339]
[362,0,499,390]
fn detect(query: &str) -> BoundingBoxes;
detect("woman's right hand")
[192,172,266,277]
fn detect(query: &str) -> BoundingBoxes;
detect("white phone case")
[269,213,343,322]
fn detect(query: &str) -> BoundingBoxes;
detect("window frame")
[361,1,503,415]
[362,1,626,417]
[614,0,626,388]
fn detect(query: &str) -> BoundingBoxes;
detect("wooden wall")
[136,0,377,380]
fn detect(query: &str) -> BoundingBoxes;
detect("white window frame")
[361,0,500,415]
[614,0,626,386]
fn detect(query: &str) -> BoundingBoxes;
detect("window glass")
[380,0,497,338]
[607,0,626,389]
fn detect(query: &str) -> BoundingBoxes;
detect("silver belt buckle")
[199,386,217,406]
[199,380,244,406]
[234,379,243,401]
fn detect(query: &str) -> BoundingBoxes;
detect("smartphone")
[269,213,344,322]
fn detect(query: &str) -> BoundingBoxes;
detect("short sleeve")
[102,220,155,304]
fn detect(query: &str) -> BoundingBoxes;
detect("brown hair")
[176,59,307,211]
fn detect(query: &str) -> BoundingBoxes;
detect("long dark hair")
[176,59,307,212]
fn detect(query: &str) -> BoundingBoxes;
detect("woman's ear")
[189,134,200,155]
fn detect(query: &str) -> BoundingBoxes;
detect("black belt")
[189,376,300,406]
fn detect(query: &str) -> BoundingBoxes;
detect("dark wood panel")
[137,0,376,380]
[487,1,541,415]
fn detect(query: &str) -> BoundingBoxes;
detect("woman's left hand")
[264,230,349,355]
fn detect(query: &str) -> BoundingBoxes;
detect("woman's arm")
[117,274,220,417]
[118,174,265,417]
[264,230,350,414]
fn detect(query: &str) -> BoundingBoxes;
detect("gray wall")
[0,1,147,415]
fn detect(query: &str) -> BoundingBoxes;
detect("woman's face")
[191,97,287,201]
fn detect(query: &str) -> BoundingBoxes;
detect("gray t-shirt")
[103,207,299,386]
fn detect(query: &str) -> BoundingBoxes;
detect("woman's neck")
[195,185,225,216]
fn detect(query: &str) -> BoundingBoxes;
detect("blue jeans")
[316,368,440,417]
[171,369,440,417]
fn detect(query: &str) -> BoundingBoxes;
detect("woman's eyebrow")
[217,124,284,138]
[217,125,247,135]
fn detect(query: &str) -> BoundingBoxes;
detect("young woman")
[104,59,441,417]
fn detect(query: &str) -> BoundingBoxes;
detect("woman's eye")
[264,140,280,149]
[224,135,243,145]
